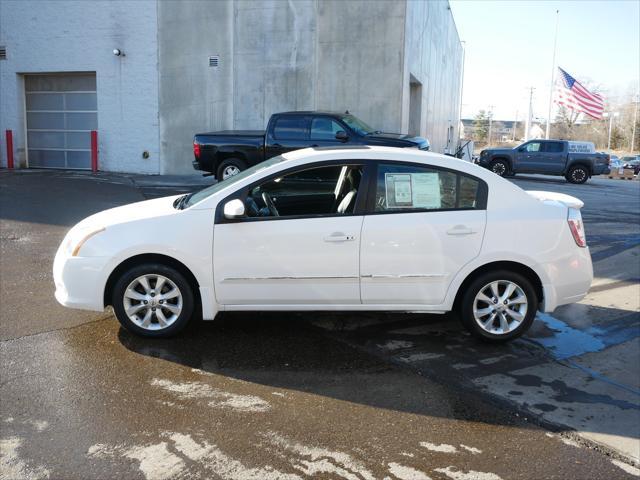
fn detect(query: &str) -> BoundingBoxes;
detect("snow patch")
[388,462,432,479]
[29,421,48,432]
[0,436,50,480]
[459,444,482,454]
[611,460,640,477]
[264,431,375,480]
[419,442,457,453]
[377,340,415,351]
[124,442,185,480]
[150,379,270,412]
[434,466,503,480]
[399,353,444,363]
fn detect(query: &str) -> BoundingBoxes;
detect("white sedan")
[54,146,593,342]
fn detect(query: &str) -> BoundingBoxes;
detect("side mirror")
[335,130,349,142]
[518,147,525,152]
[223,199,246,219]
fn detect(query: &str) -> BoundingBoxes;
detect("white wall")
[403,0,463,153]
[0,0,160,173]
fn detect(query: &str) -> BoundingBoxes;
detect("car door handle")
[446,225,476,236]
[324,232,355,242]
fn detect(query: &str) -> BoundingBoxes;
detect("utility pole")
[632,94,639,152]
[512,110,518,141]
[525,87,535,141]
[487,105,495,146]
[604,111,620,150]
[545,10,560,139]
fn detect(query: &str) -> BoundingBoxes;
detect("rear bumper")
[538,246,593,312]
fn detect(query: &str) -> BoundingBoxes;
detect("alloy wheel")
[122,274,183,331]
[472,280,528,335]
[222,165,241,179]
[492,162,507,176]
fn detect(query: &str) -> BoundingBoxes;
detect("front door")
[214,163,367,306]
[515,141,543,173]
[360,162,487,306]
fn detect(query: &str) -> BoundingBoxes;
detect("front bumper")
[53,246,110,312]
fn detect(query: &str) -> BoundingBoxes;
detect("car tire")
[565,165,589,184]
[217,158,246,181]
[112,263,194,338]
[458,270,538,343]
[489,160,509,177]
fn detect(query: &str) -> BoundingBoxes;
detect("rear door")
[540,141,565,174]
[360,162,487,306]
[264,115,311,159]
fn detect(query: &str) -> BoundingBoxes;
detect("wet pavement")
[1,169,639,479]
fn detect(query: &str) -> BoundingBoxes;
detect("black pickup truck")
[193,111,430,179]
[478,139,610,184]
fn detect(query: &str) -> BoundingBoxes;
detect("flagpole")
[545,9,560,139]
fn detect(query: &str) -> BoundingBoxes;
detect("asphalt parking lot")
[1,169,638,480]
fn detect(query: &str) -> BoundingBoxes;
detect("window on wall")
[374,163,484,212]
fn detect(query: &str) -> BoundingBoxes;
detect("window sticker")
[384,172,441,209]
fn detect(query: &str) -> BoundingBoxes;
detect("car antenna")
[345,110,350,115]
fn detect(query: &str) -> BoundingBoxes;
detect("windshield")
[341,114,375,136]
[184,155,287,208]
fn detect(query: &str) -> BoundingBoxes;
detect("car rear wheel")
[490,160,509,177]
[217,158,246,181]
[459,270,537,343]
[566,165,589,184]
[112,263,194,338]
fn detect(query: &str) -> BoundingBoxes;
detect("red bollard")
[5,130,14,169]
[90,130,98,172]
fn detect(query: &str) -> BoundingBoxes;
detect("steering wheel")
[261,192,280,217]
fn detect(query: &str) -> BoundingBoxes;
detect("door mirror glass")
[335,130,349,142]
[223,199,246,219]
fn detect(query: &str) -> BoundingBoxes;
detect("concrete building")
[1,0,463,175]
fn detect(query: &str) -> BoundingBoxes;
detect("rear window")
[544,142,563,153]
[273,116,309,140]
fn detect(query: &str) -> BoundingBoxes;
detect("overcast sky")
[449,0,640,121]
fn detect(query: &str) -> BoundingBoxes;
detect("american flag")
[554,67,604,119]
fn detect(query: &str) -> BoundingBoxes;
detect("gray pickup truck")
[478,139,610,184]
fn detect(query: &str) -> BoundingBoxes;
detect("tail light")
[193,141,201,159]
[567,208,587,247]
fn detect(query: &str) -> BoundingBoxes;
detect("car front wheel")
[490,160,509,177]
[459,270,537,343]
[112,263,194,338]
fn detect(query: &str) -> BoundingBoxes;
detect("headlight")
[65,227,106,256]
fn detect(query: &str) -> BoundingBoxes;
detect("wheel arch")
[103,253,201,309]
[452,260,544,311]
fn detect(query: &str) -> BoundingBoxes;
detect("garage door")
[25,74,97,169]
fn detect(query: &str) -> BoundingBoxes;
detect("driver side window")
[243,164,363,219]
[525,142,542,152]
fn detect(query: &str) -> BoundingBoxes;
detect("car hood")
[74,195,183,231]
[367,132,429,145]
[484,148,513,154]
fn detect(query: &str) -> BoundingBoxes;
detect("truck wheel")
[217,159,246,180]
[490,160,509,177]
[566,165,589,184]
